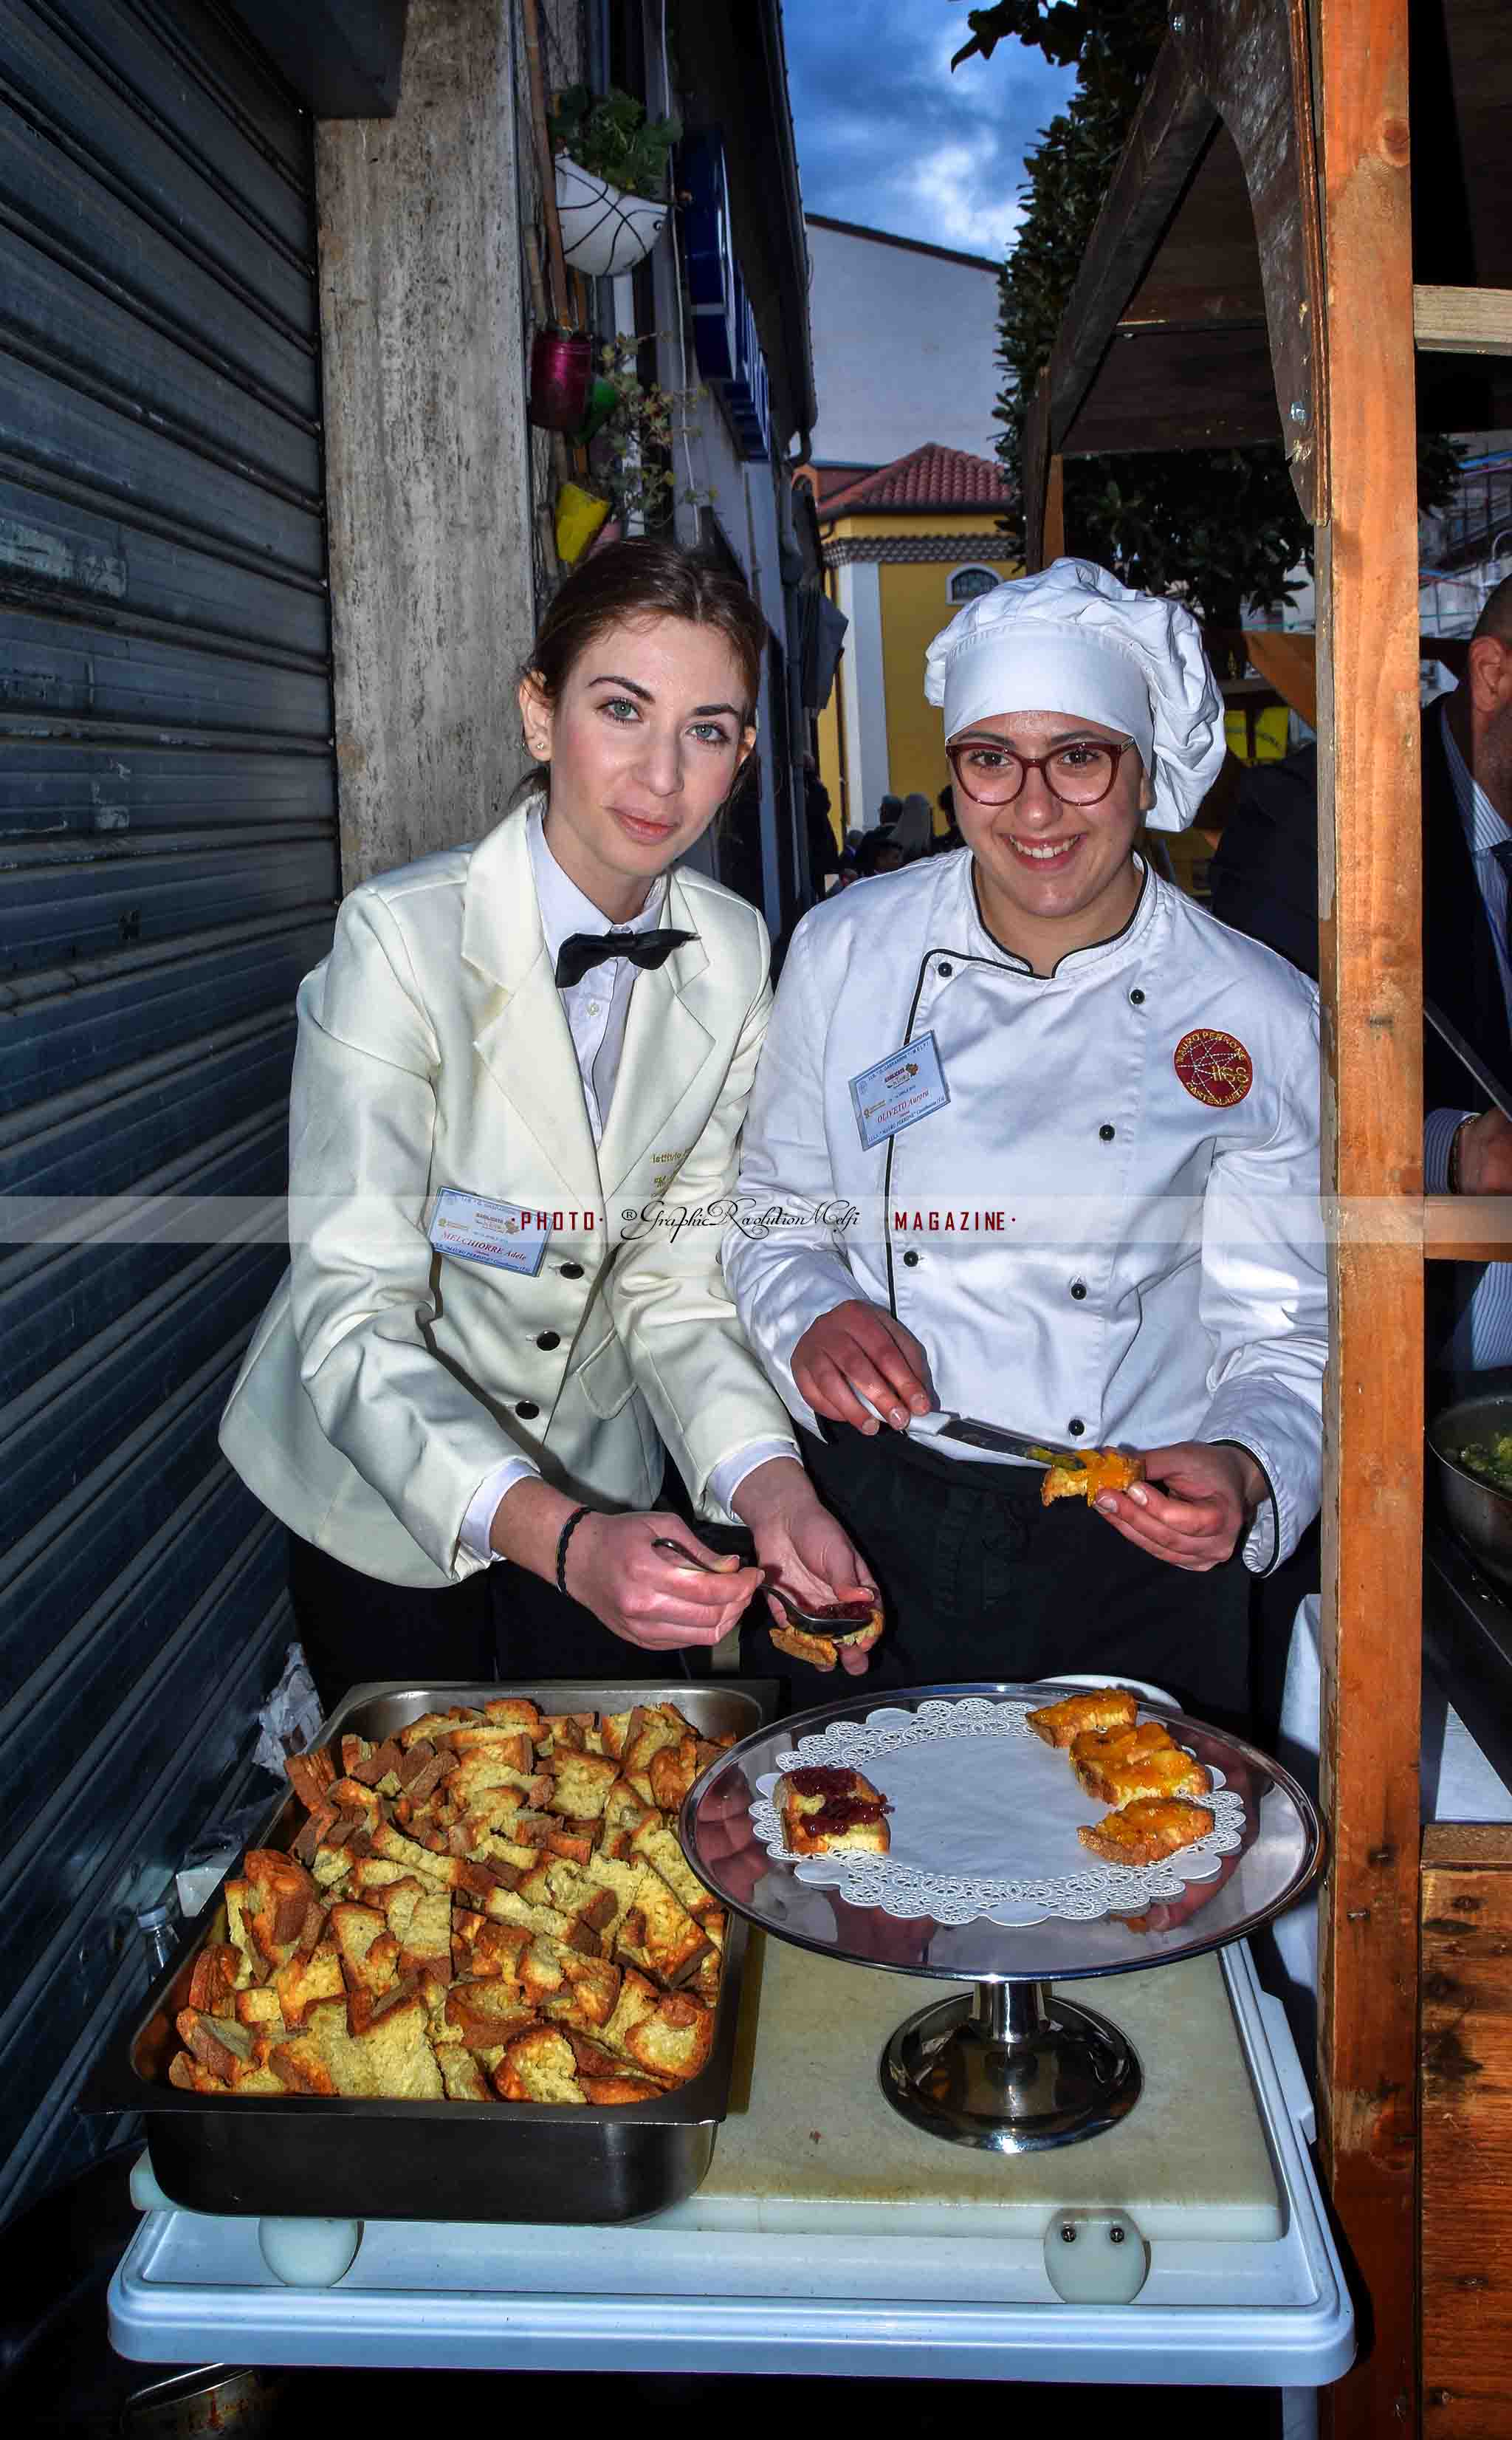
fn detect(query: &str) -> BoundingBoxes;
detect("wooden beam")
[1035,40,1218,462]
[1424,1195,1512,1264]
[1312,1,1423,2432]
[1420,1826,1512,2436]
[1241,629,1318,728]
[1414,284,1512,357]
[1042,456,1065,563]
[1174,0,1330,520]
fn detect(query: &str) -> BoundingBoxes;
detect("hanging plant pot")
[554,480,611,566]
[529,327,591,432]
[554,154,666,277]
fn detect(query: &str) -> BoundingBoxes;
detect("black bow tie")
[553,928,696,991]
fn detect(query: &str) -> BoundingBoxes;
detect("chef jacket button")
[515,1400,540,1419]
[1068,1417,1086,1437]
[1070,1281,1087,1300]
[902,1250,920,1267]
[536,1330,560,1350]
[937,960,954,978]
[1130,987,1145,1006]
[1099,1123,1116,1141]
[560,1262,584,1278]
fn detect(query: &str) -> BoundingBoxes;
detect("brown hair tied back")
[518,539,766,812]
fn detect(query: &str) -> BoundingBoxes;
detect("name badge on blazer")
[427,1188,549,1276]
[849,1032,950,1150]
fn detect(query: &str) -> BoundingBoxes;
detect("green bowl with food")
[1429,1392,1512,1589]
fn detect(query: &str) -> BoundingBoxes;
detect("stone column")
[315,0,536,887]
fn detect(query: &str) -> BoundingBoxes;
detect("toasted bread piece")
[351,1987,444,2097]
[398,1708,484,1747]
[688,1948,723,2008]
[614,1870,712,1989]
[1068,1719,1174,1769]
[627,1818,721,1920]
[620,1990,714,2086]
[519,1936,622,2032]
[481,1696,543,1732]
[647,1735,704,1812]
[272,1937,345,2028]
[767,1596,883,1674]
[1076,1796,1215,1865]
[479,1881,603,1954]
[382,1879,453,1977]
[444,1977,538,2052]
[1026,1687,1139,1749]
[451,1910,532,1989]
[1040,1449,1146,1507]
[516,1856,616,1933]
[441,1727,535,1771]
[329,1901,402,1998]
[776,1766,891,1857]
[1073,1744,1212,1807]
[284,1745,337,1810]
[493,2023,587,2105]
[543,1750,620,1822]
[438,2046,492,2102]
[241,1850,321,1966]
[582,2074,665,2104]
[233,1986,286,2034]
[187,1943,243,2018]
[443,1750,554,1813]
[579,1851,650,1942]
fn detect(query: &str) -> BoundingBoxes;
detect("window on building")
[948,565,999,603]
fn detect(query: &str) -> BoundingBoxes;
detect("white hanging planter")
[554,154,667,277]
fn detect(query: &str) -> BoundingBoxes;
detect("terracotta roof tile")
[821,442,1012,518]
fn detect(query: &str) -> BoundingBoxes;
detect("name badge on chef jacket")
[848,1032,950,1150]
[427,1188,549,1276]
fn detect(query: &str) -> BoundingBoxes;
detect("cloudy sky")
[783,0,1077,262]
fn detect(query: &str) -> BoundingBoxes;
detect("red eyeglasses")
[946,736,1137,807]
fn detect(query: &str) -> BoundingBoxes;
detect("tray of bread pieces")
[680,1681,1322,1989]
[80,1679,777,2224]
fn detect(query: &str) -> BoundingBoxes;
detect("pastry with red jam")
[769,1595,884,1674]
[774,1764,891,1856]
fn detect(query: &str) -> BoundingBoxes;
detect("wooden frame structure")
[1017,4,1512,2431]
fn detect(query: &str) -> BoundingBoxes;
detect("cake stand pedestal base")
[879,1977,1142,2153]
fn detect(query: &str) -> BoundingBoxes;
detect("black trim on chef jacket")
[876,859,1282,1572]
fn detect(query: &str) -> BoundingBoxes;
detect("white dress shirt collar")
[526,801,667,962]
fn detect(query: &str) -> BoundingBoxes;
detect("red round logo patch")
[1174,1027,1254,1108]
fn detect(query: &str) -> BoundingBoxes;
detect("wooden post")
[1312,0,1423,2430]
[1420,1826,1512,2435]
[1043,455,1066,561]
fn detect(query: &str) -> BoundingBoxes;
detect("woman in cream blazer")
[221,542,875,1704]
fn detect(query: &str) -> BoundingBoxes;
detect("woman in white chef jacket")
[219,541,873,1708]
[723,559,1326,1723]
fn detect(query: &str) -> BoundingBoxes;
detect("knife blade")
[1425,997,1512,1128]
[915,1411,1087,1466]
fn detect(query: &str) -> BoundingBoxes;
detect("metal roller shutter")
[0,0,337,2221]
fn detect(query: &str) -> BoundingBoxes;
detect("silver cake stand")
[680,1680,1323,2156]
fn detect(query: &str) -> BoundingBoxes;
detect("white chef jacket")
[723,849,1327,1575]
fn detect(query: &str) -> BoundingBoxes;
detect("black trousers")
[799,1423,1254,1727]
[287,1521,729,1721]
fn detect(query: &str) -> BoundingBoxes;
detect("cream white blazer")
[220,805,796,1588]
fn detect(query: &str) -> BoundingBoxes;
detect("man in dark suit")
[1212,580,1512,1357]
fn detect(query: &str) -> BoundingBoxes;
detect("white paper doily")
[750,1697,1246,1927]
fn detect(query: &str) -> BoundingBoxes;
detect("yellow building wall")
[879,549,1021,807]
[814,668,845,843]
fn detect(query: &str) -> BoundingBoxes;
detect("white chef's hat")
[923,557,1226,832]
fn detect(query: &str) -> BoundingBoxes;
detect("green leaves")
[956,1,1460,629]
[549,84,681,202]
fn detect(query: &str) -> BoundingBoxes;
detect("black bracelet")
[555,1504,592,1597]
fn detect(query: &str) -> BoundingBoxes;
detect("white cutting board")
[689,1933,1282,2242]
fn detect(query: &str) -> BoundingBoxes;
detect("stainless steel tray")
[80,1678,778,2224]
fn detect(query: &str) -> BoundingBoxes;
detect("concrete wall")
[807,218,1004,472]
[315,0,544,888]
